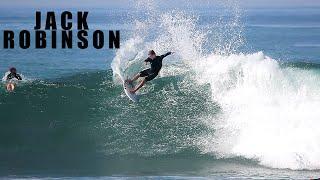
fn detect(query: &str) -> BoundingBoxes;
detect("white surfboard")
[6,82,15,92]
[123,80,139,102]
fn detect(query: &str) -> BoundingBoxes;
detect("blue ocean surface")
[0,3,320,179]
[0,7,319,79]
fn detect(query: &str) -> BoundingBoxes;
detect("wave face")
[111,0,320,170]
[0,70,219,177]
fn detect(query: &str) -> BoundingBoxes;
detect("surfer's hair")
[10,67,16,72]
[148,50,156,55]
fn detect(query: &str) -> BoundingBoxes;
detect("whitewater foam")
[1,71,29,82]
[196,52,320,170]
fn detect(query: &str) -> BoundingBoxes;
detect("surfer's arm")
[144,57,151,65]
[6,74,12,81]
[16,74,22,80]
[161,52,173,58]
[144,57,152,63]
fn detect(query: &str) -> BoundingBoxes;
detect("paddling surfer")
[5,67,22,91]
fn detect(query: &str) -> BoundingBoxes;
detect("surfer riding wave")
[126,50,173,93]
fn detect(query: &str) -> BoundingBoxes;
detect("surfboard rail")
[123,80,139,102]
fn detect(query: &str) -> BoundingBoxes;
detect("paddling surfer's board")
[6,83,15,92]
[6,79,18,92]
[123,80,138,102]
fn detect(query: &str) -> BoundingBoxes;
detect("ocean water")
[0,1,320,179]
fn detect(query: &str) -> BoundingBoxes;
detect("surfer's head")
[148,50,156,59]
[9,67,17,74]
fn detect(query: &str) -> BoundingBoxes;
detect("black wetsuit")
[6,73,22,81]
[139,52,171,81]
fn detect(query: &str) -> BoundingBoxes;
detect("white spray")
[111,0,320,170]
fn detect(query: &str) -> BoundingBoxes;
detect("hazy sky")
[1,0,320,8]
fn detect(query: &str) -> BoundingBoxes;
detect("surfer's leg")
[129,69,150,83]
[130,73,157,93]
[130,73,140,82]
[126,73,139,83]
[130,78,146,93]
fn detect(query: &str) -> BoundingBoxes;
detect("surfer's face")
[148,53,156,59]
